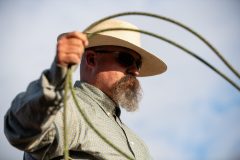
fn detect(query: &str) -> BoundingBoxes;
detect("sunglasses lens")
[118,52,142,70]
[93,49,142,70]
[117,52,135,67]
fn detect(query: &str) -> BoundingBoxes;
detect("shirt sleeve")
[4,59,74,159]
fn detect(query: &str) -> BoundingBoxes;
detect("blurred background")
[0,0,239,159]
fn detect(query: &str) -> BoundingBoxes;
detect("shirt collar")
[74,81,121,117]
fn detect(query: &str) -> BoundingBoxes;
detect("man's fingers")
[58,53,81,67]
[58,31,88,47]
[57,45,84,58]
[56,31,89,67]
[57,32,67,41]
[58,38,85,48]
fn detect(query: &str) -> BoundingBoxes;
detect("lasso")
[63,12,240,160]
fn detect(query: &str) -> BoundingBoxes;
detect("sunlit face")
[90,46,141,93]
[88,46,143,111]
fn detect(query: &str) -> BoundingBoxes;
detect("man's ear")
[85,50,96,66]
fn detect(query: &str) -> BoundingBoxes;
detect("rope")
[84,11,240,79]
[63,11,240,160]
[63,67,70,160]
[87,28,240,91]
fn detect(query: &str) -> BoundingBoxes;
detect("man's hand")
[56,31,89,67]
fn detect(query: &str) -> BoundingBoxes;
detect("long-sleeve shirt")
[4,61,151,160]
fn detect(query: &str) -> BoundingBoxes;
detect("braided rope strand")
[63,67,71,160]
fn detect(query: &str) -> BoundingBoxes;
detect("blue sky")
[0,0,240,159]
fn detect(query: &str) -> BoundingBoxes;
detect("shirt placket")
[114,115,136,159]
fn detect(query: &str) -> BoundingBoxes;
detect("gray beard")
[110,75,142,112]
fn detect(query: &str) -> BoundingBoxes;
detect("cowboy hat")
[84,19,167,77]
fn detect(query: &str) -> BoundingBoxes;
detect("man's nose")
[126,64,140,76]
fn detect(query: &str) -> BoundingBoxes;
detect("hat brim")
[86,34,167,77]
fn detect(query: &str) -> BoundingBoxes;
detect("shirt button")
[107,112,111,116]
[130,141,134,145]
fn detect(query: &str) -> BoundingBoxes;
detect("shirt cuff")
[47,57,78,88]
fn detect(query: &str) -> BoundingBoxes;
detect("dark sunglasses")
[94,50,142,70]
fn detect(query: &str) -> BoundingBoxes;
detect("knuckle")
[82,33,87,39]
[71,31,78,34]
[57,44,65,52]
[70,31,79,37]
[57,33,67,41]
[69,38,80,45]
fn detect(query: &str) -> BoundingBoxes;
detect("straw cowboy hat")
[84,19,167,77]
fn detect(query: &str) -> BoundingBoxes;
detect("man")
[4,19,167,160]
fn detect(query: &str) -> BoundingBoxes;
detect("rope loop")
[63,11,240,160]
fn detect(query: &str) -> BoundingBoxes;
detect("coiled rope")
[63,12,240,160]
[85,12,240,80]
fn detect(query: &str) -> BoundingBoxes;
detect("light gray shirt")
[4,61,151,160]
